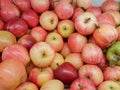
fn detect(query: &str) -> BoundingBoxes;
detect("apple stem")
[84,18,91,23]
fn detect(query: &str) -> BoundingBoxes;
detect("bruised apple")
[0,59,27,90]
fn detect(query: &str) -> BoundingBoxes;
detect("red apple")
[39,11,58,31]
[57,19,75,38]
[54,62,78,85]
[70,77,96,90]
[2,44,30,66]
[101,0,119,12]
[29,67,54,87]
[17,34,37,51]
[93,24,118,48]
[30,0,49,14]
[79,64,104,86]
[81,43,103,64]
[0,59,27,90]
[98,80,120,90]
[0,19,4,30]
[75,12,97,35]
[68,32,87,53]
[65,53,83,70]
[30,26,48,42]
[16,82,38,90]
[45,32,64,52]
[21,9,39,28]
[55,1,74,19]
[0,30,16,52]
[30,42,55,67]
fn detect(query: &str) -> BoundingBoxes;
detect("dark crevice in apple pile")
[1,0,120,90]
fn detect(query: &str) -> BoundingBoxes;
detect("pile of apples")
[1,0,120,90]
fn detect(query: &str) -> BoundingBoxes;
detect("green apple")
[106,41,120,67]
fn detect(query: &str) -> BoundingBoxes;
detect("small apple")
[75,12,97,35]
[39,11,58,31]
[29,67,54,87]
[55,1,74,19]
[2,44,30,66]
[0,30,16,52]
[78,64,104,86]
[106,41,120,66]
[57,19,74,38]
[68,32,87,53]
[30,42,55,67]
[45,32,64,52]
[50,53,64,71]
[65,53,83,70]
[98,80,120,90]
[70,77,96,90]
[16,82,38,90]
[54,62,78,85]
[30,26,48,42]
[40,79,64,90]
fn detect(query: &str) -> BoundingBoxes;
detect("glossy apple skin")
[16,82,38,90]
[70,77,96,90]
[68,32,87,53]
[0,30,16,52]
[55,1,74,19]
[29,67,54,87]
[98,80,120,90]
[79,65,103,86]
[45,32,64,52]
[93,24,118,48]
[0,59,27,90]
[54,62,78,85]
[30,42,55,68]
[2,44,30,66]
[17,34,37,51]
[40,79,64,90]
[81,43,103,64]
[30,26,48,42]
[39,11,58,31]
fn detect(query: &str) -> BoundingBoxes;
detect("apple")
[65,53,83,70]
[17,34,37,51]
[39,11,58,31]
[101,0,119,12]
[50,53,64,71]
[72,7,84,22]
[93,24,118,48]
[30,26,48,42]
[68,32,87,53]
[81,43,103,64]
[97,12,116,26]
[103,66,120,81]
[75,12,97,35]
[97,80,120,90]
[30,0,49,14]
[55,1,74,19]
[106,41,120,66]
[30,42,55,67]
[78,64,103,86]
[45,32,64,52]
[0,19,4,30]
[0,59,27,90]
[21,9,39,28]
[70,77,96,90]
[57,19,75,38]
[76,0,92,10]
[2,44,30,66]
[60,42,72,58]
[29,67,54,87]
[16,82,38,90]
[40,79,64,90]
[86,6,102,17]
[54,62,78,85]
[0,30,16,52]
